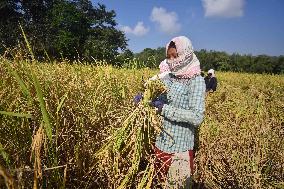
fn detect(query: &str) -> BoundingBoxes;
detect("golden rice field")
[0,57,283,189]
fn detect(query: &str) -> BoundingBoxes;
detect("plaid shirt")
[155,74,206,153]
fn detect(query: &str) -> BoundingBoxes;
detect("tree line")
[130,48,284,74]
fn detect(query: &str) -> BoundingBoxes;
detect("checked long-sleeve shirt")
[155,74,206,153]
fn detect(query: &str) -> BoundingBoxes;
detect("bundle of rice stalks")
[94,78,166,188]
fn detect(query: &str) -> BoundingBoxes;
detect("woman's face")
[167,47,178,60]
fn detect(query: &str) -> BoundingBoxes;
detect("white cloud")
[121,22,149,36]
[150,7,181,34]
[202,0,245,18]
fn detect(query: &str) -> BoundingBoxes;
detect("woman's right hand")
[144,71,171,87]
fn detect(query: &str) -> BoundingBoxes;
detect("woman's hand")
[150,99,165,114]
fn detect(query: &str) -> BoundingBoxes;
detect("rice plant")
[0,55,283,188]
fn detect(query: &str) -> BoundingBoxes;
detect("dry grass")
[194,72,284,189]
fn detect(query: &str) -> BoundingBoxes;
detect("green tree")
[275,56,284,74]
[47,1,127,61]
[0,0,127,62]
[47,1,89,58]
[0,0,22,53]
[115,49,134,67]
[84,26,127,64]
[135,47,166,68]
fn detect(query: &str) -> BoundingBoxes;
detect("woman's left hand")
[151,100,164,114]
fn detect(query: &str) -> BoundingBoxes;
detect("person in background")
[134,36,205,188]
[205,69,217,92]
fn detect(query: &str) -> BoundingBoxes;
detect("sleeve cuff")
[161,104,171,117]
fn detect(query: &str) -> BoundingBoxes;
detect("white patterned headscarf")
[165,36,201,79]
[159,59,170,73]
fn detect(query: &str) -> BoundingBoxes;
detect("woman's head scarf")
[165,36,201,78]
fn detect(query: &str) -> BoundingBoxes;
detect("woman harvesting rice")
[135,36,206,187]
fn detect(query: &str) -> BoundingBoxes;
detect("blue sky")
[92,0,284,56]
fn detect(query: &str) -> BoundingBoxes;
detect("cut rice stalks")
[95,78,167,188]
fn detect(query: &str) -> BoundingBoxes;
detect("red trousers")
[154,146,195,181]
